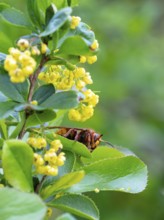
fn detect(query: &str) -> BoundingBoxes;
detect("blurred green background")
[1,0,164,219]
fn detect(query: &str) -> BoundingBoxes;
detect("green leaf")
[40,170,85,199]
[14,103,45,112]
[27,0,45,28]
[0,92,7,102]
[0,32,12,53]
[40,7,72,37]
[0,101,18,119]
[57,22,96,56]
[0,3,32,28]
[40,150,76,189]
[66,156,148,194]
[40,91,78,109]
[58,36,92,56]
[0,187,47,220]
[54,134,91,158]
[0,73,29,102]
[56,213,77,220]
[32,84,55,104]
[0,119,8,139]
[82,146,125,164]
[25,109,56,128]
[0,52,6,65]
[49,194,99,220]
[2,140,34,192]
[9,112,26,138]
[45,3,57,25]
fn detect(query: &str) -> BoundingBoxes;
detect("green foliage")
[40,7,72,37]
[0,3,32,28]
[0,73,29,102]
[49,194,99,220]
[2,140,33,192]
[0,187,47,220]
[40,91,78,109]
[0,0,148,220]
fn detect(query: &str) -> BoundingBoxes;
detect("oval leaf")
[82,146,125,164]
[40,91,78,109]
[2,140,34,192]
[0,101,18,119]
[49,194,99,220]
[40,170,85,199]
[40,7,72,37]
[32,84,55,104]
[67,156,148,194]
[59,36,92,56]
[0,73,28,102]
[25,109,56,128]
[0,3,32,28]
[0,187,46,220]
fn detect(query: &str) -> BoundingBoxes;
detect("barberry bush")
[0,1,148,220]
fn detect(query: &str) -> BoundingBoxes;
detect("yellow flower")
[30,100,38,105]
[90,40,99,50]
[27,137,47,149]
[17,39,29,50]
[56,152,66,166]
[37,137,47,149]
[82,72,93,85]
[33,153,44,166]
[81,105,94,121]
[80,56,87,63]
[45,165,58,176]
[51,139,63,151]
[83,89,99,107]
[41,43,48,54]
[68,109,81,121]
[31,46,41,56]
[70,16,81,29]
[94,188,100,193]
[4,47,36,83]
[4,55,17,71]
[87,55,97,64]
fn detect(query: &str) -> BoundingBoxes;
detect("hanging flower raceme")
[68,89,99,122]
[27,137,65,176]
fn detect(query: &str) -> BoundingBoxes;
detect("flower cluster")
[79,40,99,64]
[28,137,65,176]
[69,89,99,122]
[27,137,47,149]
[4,39,48,83]
[4,39,36,83]
[38,65,99,121]
[39,66,93,91]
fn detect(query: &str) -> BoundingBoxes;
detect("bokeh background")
[1,0,164,219]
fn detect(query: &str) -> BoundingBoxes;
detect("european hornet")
[48,126,114,151]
